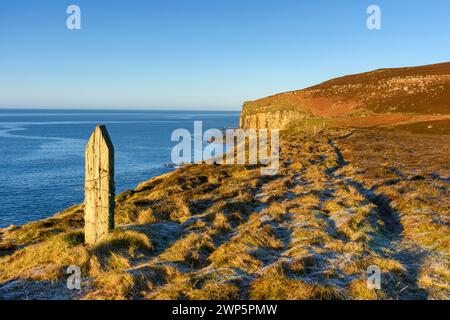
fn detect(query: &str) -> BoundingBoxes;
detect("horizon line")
[0,107,242,112]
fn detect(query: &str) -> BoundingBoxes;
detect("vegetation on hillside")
[0,124,448,300]
[242,62,450,118]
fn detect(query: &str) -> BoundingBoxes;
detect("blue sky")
[0,0,449,110]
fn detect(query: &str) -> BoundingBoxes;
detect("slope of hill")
[241,62,450,129]
[0,126,449,300]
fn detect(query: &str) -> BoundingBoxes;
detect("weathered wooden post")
[84,125,115,244]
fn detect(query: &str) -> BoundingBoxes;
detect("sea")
[0,109,240,228]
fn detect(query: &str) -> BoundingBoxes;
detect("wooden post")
[84,125,115,244]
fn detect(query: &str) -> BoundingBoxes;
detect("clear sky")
[0,0,449,110]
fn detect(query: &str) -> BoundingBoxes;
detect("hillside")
[0,125,449,300]
[241,62,450,129]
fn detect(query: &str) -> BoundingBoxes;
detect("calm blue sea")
[0,109,240,228]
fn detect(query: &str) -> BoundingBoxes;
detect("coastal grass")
[0,126,449,299]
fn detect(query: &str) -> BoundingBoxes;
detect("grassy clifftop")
[1,125,449,300]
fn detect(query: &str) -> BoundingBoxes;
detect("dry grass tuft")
[249,265,347,300]
[160,232,215,266]
[86,271,135,300]
[0,230,88,281]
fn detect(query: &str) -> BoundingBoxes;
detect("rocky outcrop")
[240,109,307,130]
